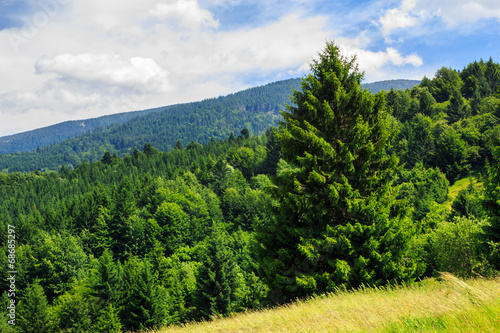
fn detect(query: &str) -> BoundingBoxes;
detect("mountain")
[0,78,421,172]
[0,107,166,154]
[0,78,301,172]
[363,79,421,94]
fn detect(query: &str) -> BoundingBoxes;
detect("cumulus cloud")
[380,0,500,36]
[0,0,432,137]
[379,0,420,36]
[335,41,423,81]
[149,0,219,28]
[35,53,171,92]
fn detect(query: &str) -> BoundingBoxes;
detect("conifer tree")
[90,249,121,307]
[194,224,244,319]
[17,282,51,333]
[120,258,171,330]
[482,137,500,267]
[257,41,418,300]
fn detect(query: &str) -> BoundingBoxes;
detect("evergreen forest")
[2,41,500,332]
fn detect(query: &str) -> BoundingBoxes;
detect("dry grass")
[148,274,500,333]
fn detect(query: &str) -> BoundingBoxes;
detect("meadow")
[155,274,500,333]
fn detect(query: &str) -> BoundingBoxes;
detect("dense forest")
[0,79,419,173]
[0,79,302,173]
[2,42,500,332]
[0,107,166,155]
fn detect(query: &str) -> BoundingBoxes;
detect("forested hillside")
[2,42,500,332]
[0,107,165,155]
[0,79,301,172]
[0,78,419,173]
[363,79,421,94]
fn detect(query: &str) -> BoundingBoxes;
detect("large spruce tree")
[257,41,418,301]
[482,136,500,267]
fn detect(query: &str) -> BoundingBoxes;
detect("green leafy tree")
[93,303,122,333]
[396,163,449,223]
[257,41,418,300]
[174,140,184,150]
[450,181,483,219]
[432,126,468,180]
[447,86,471,123]
[89,249,122,307]
[402,114,435,167]
[430,217,485,278]
[418,88,437,117]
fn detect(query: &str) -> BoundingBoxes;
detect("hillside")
[0,78,301,172]
[363,79,421,94]
[159,275,500,333]
[0,107,166,154]
[2,51,500,332]
[0,78,419,172]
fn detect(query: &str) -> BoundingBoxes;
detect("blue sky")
[0,0,500,136]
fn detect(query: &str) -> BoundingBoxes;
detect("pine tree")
[90,249,121,307]
[93,303,122,333]
[194,224,244,319]
[257,41,418,301]
[17,282,51,333]
[482,137,500,267]
[120,258,171,330]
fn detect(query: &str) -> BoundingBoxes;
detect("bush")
[430,216,485,278]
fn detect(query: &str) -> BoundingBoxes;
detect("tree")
[482,136,500,268]
[121,258,171,330]
[257,41,418,300]
[194,225,244,319]
[447,86,470,123]
[174,140,184,150]
[403,114,435,167]
[17,282,51,333]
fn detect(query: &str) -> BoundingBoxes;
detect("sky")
[0,0,500,137]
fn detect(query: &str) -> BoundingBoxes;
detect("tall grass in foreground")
[150,273,500,332]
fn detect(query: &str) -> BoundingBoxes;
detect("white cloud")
[380,0,500,36]
[0,0,431,137]
[379,0,420,35]
[336,41,423,81]
[149,0,219,28]
[35,53,171,92]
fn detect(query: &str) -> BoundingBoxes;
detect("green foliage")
[51,279,93,332]
[396,163,449,223]
[3,51,500,331]
[0,292,15,333]
[92,303,122,333]
[194,225,245,319]
[482,137,500,268]
[121,257,172,330]
[23,233,88,302]
[17,282,51,333]
[450,181,484,219]
[429,217,486,278]
[257,42,418,301]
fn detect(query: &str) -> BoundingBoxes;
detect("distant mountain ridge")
[363,79,421,94]
[0,107,168,155]
[0,78,420,172]
[0,79,419,155]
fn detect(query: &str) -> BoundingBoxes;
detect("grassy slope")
[445,176,483,211]
[152,274,500,333]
